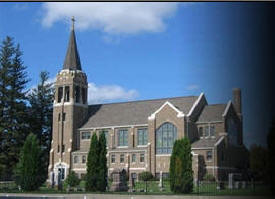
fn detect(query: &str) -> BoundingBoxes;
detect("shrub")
[64,171,80,187]
[139,171,153,192]
[203,173,216,182]
[139,171,153,182]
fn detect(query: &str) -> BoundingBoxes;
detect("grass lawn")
[0,180,271,196]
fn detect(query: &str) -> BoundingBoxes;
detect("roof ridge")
[88,95,198,106]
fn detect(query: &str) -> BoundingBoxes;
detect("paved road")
[0,194,272,199]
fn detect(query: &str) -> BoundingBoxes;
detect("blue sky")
[0,2,273,148]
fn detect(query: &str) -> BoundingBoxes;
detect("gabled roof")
[80,96,198,129]
[196,104,226,123]
[63,28,82,70]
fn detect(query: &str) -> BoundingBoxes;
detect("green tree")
[169,138,193,193]
[249,144,268,181]
[64,171,80,188]
[97,131,107,191]
[86,133,99,191]
[15,133,43,191]
[139,171,153,192]
[28,71,54,181]
[0,36,29,180]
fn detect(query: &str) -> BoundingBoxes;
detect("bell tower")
[48,17,88,182]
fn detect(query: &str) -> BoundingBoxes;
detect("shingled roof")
[80,96,198,129]
[63,24,82,70]
[196,104,226,123]
[191,137,220,148]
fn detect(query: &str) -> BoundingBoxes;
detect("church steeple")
[63,17,82,71]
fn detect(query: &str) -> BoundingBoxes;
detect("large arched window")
[156,122,177,154]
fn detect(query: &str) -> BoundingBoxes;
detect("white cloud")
[186,84,199,91]
[88,82,138,104]
[41,2,179,34]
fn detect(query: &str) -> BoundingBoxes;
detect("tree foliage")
[169,138,193,193]
[85,132,108,192]
[249,144,268,181]
[28,71,54,181]
[15,133,43,191]
[64,171,80,188]
[0,36,29,180]
[97,131,108,191]
[86,133,99,191]
[139,171,153,182]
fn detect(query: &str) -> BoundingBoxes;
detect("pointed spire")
[63,16,82,70]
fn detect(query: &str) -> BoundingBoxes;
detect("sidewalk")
[0,193,272,199]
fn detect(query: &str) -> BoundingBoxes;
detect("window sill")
[137,145,147,147]
[117,146,128,148]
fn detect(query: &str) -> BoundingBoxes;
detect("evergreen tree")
[97,131,107,191]
[249,144,268,181]
[169,138,193,193]
[15,133,43,191]
[0,36,29,180]
[86,133,99,191]
[28,71,54,181]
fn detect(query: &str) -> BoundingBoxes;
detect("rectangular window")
[75,86,80,103]
[58,87,63,103]
[204,126,210,137]
[131,173,137,180]
[102,130,108,146]
[62,113,66,121]
[118,129,128,146]
[207,151,212,161]
[210,125,215,137]
[82,155,86,164]
[132,154,136,163]
[111,154,115,163]
[65,86,70,102]
[82,87,86,104]
[62,144,65,152]
[199,127,203,137]
[137,128,148,146]
[82,132,91,140]
[74,156,79,164]
[58,113,61,121]
[120,154,125,163]
[140,153,145,163]
[57,145,60,153]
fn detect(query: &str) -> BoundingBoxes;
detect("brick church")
[48,19,248,184]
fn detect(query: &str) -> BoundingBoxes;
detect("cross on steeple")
[71,16,75,30]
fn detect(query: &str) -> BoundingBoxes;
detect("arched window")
[156,122,177,154]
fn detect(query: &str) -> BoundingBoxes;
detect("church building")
[48,19,248,184]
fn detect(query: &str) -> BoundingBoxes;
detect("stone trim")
[148,101,185,120]
[222,100,232,117]
[187,92,204,117]
[78,124,148,131]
